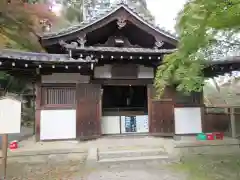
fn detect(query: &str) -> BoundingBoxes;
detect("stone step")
[99,145,164,151]
[98,148,167,160]
[98,155,170,164]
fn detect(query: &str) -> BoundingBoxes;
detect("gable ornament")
[154,41,164,49]
[77,35,86,48]
[117,16,127,29]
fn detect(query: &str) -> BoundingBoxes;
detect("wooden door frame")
[147,84,175,136]
[101,83,150,135]
[76,83,102,140]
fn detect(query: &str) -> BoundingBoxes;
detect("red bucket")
[206,133,214,140]
[214,132,224,140]
[9,140,18,150]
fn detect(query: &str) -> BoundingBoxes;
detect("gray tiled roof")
[66,46,177,54]
[206,56,240,65]
[40,1,178,40]
[0,49,97,63]
[205,84,240,107]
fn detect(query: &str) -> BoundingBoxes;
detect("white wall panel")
[101,116,120,134]
[41,73,90,83]
[40,109,76,140]
[94,65,154,79]
[94,65,112,78]
[138,66,154,79]
[174,107,202,134]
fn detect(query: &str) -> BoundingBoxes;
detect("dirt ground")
[1,155,240,180]
[0,160,187,180]
[0,160,87,180]
[170,154,240,180]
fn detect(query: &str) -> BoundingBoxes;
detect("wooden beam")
[91,79,153,85]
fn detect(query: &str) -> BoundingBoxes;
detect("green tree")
[0,0,57,51]
[0,0,55,94]
[0,0,54,124]
[154,0,240,98]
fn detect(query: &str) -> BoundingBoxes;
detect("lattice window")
[42,86,76,106]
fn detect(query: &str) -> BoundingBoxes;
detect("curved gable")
[40,2,178,47]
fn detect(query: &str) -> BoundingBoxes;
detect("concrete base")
[172,136,240,156]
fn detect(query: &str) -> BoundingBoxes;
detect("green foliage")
[154,0,240,98]
[0,1,53,124]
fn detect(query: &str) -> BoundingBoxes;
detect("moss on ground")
[169,155,240,180]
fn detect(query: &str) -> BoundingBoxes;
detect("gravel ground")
[0,160,86,180]
[0,160,187,180]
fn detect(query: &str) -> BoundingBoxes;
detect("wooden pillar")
[35,75,41,142]
[201,105,205,133]
[147,84,153,132]
[230,107,236,138]
[198,92,205,133]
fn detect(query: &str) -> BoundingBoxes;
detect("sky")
[147,0,187,31]
[51,0,187,32]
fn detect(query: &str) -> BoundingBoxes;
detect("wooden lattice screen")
[41,86,76,106]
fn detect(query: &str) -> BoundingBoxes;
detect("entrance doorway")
[101,85,149,135]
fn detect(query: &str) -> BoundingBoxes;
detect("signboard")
[136,115,149,133]
[121,115,149,133]
[0,97,21,134]
[124,116,136,133]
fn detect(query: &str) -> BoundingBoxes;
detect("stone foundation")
[172,136,240,156]
[0,152,87,163]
